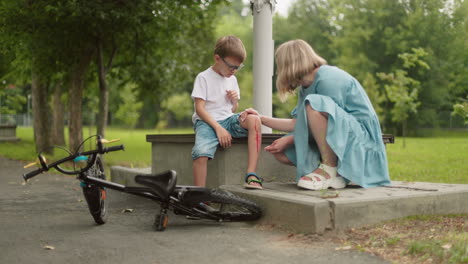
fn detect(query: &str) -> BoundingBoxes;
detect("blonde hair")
[214,35,247,62]
[275,39,327,101]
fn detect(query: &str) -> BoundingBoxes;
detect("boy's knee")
[245,114,261,126]
[193,156,208,164]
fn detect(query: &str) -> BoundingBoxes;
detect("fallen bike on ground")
[22,135,262,231]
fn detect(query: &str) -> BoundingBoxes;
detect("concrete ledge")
[110,166,468,233]
[222,181,468,233]
[146,133,297,187]
[221,184,332,234]
[146,133,394,188]
[110,166,150,186]
[0,125,19,142]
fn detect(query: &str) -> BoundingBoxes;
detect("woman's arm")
[260,115,296,132]
[241,108,296,132]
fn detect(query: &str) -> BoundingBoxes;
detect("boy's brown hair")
[214,35,247,62]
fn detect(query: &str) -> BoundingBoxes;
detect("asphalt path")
[0,156,389,264]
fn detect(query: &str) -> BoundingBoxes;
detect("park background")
[0,0,467,184]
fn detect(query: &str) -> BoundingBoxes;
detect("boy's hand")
[226,90,239,103]
[215,126,232,148]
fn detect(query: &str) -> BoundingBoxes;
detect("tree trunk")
[31,70,53,154]
[402,119,407,148]
[68,51,93,152]
[52,82,66,146]
[96,38,109,137]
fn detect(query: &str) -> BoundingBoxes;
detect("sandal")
[297,164,346,190]
[244,172,263,190]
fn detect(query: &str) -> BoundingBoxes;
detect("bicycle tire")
[82,155,108,224]
[185,189,262,222]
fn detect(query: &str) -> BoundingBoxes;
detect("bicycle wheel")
[185,189,262,222]
[81,155,108,224]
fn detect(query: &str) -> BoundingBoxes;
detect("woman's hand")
[239,108,260,122]
[264,135,293,154]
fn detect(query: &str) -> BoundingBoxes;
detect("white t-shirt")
[191,67,240,124]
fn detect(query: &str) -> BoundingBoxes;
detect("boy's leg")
[193,157,208,187]
[192,121,220,187]
[239,114,262,187]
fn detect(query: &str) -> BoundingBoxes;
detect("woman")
[242,39,390,190]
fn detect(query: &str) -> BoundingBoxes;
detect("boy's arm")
[226,90,239,113]
[194,98,233,148]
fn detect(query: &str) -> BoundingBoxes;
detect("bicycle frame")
[23,135,262,230]
[80,173,222,220]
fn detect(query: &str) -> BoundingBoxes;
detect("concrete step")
[221,181,468,234]
[110,166,468,234]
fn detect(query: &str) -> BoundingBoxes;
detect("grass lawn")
[0,126,192,168]
[2,126,466,184]
[386,132,468,184]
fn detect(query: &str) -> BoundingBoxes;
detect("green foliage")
[0,85,26,115]
[162,93,193,122]
[277,0,467,131]
[452,96,468,125]
[273,92,297,118]
[0,0,466,133]
[377,69,420,122]
[406,234,468,264]
[0,0,228,132]
[377,48,430,140]
[114,83,143,128]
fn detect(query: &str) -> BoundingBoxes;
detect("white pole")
[250,0,275,133]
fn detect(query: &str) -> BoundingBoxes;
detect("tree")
[377,48,430,146]
[452,96,468,126]
[0,84,26,125]
[277,0,467,132]
[1,0,227,152]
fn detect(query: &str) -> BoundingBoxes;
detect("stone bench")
[144,133,394,188]
[0,125,20,142]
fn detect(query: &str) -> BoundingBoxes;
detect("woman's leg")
[302,103,338,180]
[273,152,294,166]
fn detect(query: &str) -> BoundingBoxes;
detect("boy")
[191,35,263,189]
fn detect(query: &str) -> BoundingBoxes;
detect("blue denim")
[192,114,248,160]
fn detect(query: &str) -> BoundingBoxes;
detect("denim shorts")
[192,114,248,160]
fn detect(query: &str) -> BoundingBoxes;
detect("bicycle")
[22,135,262,231]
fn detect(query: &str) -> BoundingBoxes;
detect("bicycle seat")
[134,170,177,200]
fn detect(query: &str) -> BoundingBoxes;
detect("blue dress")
[284,65,391,188]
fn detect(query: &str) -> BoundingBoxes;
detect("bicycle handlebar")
[103,144,125,153]
[23,168,44,181]
[22,138,125,181]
